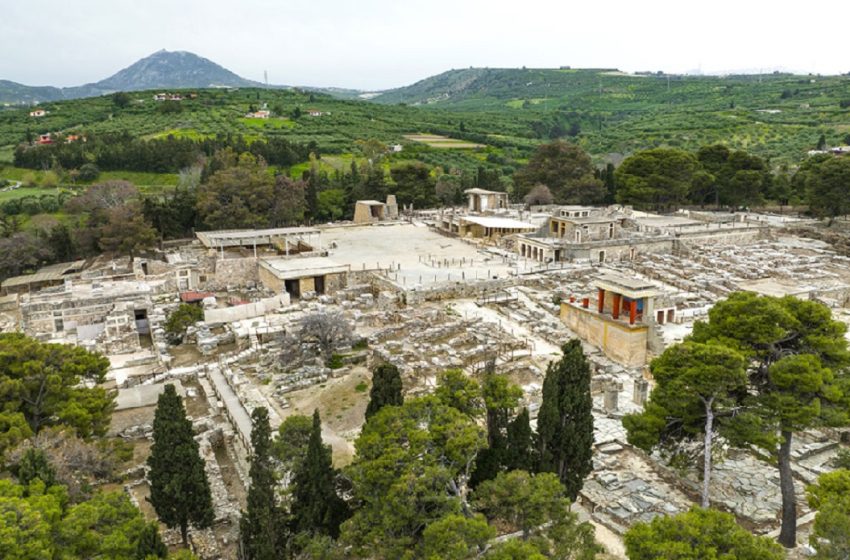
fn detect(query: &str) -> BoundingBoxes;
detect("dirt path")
[273,366,372,466]
[573,503,626,558]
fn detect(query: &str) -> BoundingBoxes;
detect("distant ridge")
[0,50,267,104]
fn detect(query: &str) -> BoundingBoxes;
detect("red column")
[612,293,621,320]
[597,288,605,314]
[629,299,638,325]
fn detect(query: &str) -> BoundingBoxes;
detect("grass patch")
[0,186,54,202]
[354,381,369,393]
[242,117,296,130]
[145,128,210,141]
[96,170,180,186]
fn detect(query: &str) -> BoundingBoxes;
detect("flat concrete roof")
[115,381,184,411]
[1,259,85,289]
[261,257,350,280]
[633,216,702,227]
[460,216,537,230]
[196,228,321,248]
[464,188,507,195]
[356,200,385,206]
[553,216,617,225]
[596,273,660,298]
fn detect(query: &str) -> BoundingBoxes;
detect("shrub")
[327,354,345,369]
[77,163,100,182]
[164,303,203,344]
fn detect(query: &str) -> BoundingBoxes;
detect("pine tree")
[365,364,403,420]
[291,410,349,539]
[537,340,594,501]
[504,407,535,472]
[240,407,285,560]
[147,384,214,547]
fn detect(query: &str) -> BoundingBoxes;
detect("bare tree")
[9,427,117,501]
[67,180,139,213]
[299,311,353,360]
[524,184,554,206]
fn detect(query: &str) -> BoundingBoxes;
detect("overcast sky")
[1,0,847,90]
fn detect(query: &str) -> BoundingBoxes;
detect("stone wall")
[405,278,515,305]
[560,303,649,367]
[204,294,291,324]
[211,258,259,289]
[674,226,767,250]
[258,265,283,293]
[563,239,674,262]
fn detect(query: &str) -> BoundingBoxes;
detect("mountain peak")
[92,50,259,91]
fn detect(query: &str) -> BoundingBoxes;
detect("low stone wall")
[674,226,767,250]
[204,294,291,324]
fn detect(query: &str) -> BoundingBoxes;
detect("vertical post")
[630,300,638,325]
[597,288,605,314]
[612,293,621,320]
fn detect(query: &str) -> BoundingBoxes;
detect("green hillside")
[372,68,850,162]
[1,68,850,173]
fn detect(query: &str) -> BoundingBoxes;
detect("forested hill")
[3,67,850,166]
[370,67,850,111]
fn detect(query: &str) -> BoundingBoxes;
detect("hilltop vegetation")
[372,67,850,162]
[0,87,533,177]
[2,69,850,169]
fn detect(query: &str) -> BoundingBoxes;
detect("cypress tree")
[470,370,522,487]
[365,363,404,420]
[537,340,594,501]
[305,172,319,222]
[135,522,168,559]
[504,407,535,472]
[291,410,349,539]
[240,407,285,560]
[147,384,214,547]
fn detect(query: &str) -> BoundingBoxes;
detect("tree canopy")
[624,341,747,507]
[514,141,604,204]
[615,148,700,209]
[625,507,784,560]
[806,469,850,558]
[690,292,850,547]
[0,333,113,440]
[804,156,850,225]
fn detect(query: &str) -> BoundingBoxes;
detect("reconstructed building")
[1,260,87,295]
[560,274,665,367]
[197,228,323,258]
[464,188,509,212]
[259,257,349,298]
[353,196,399,224]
